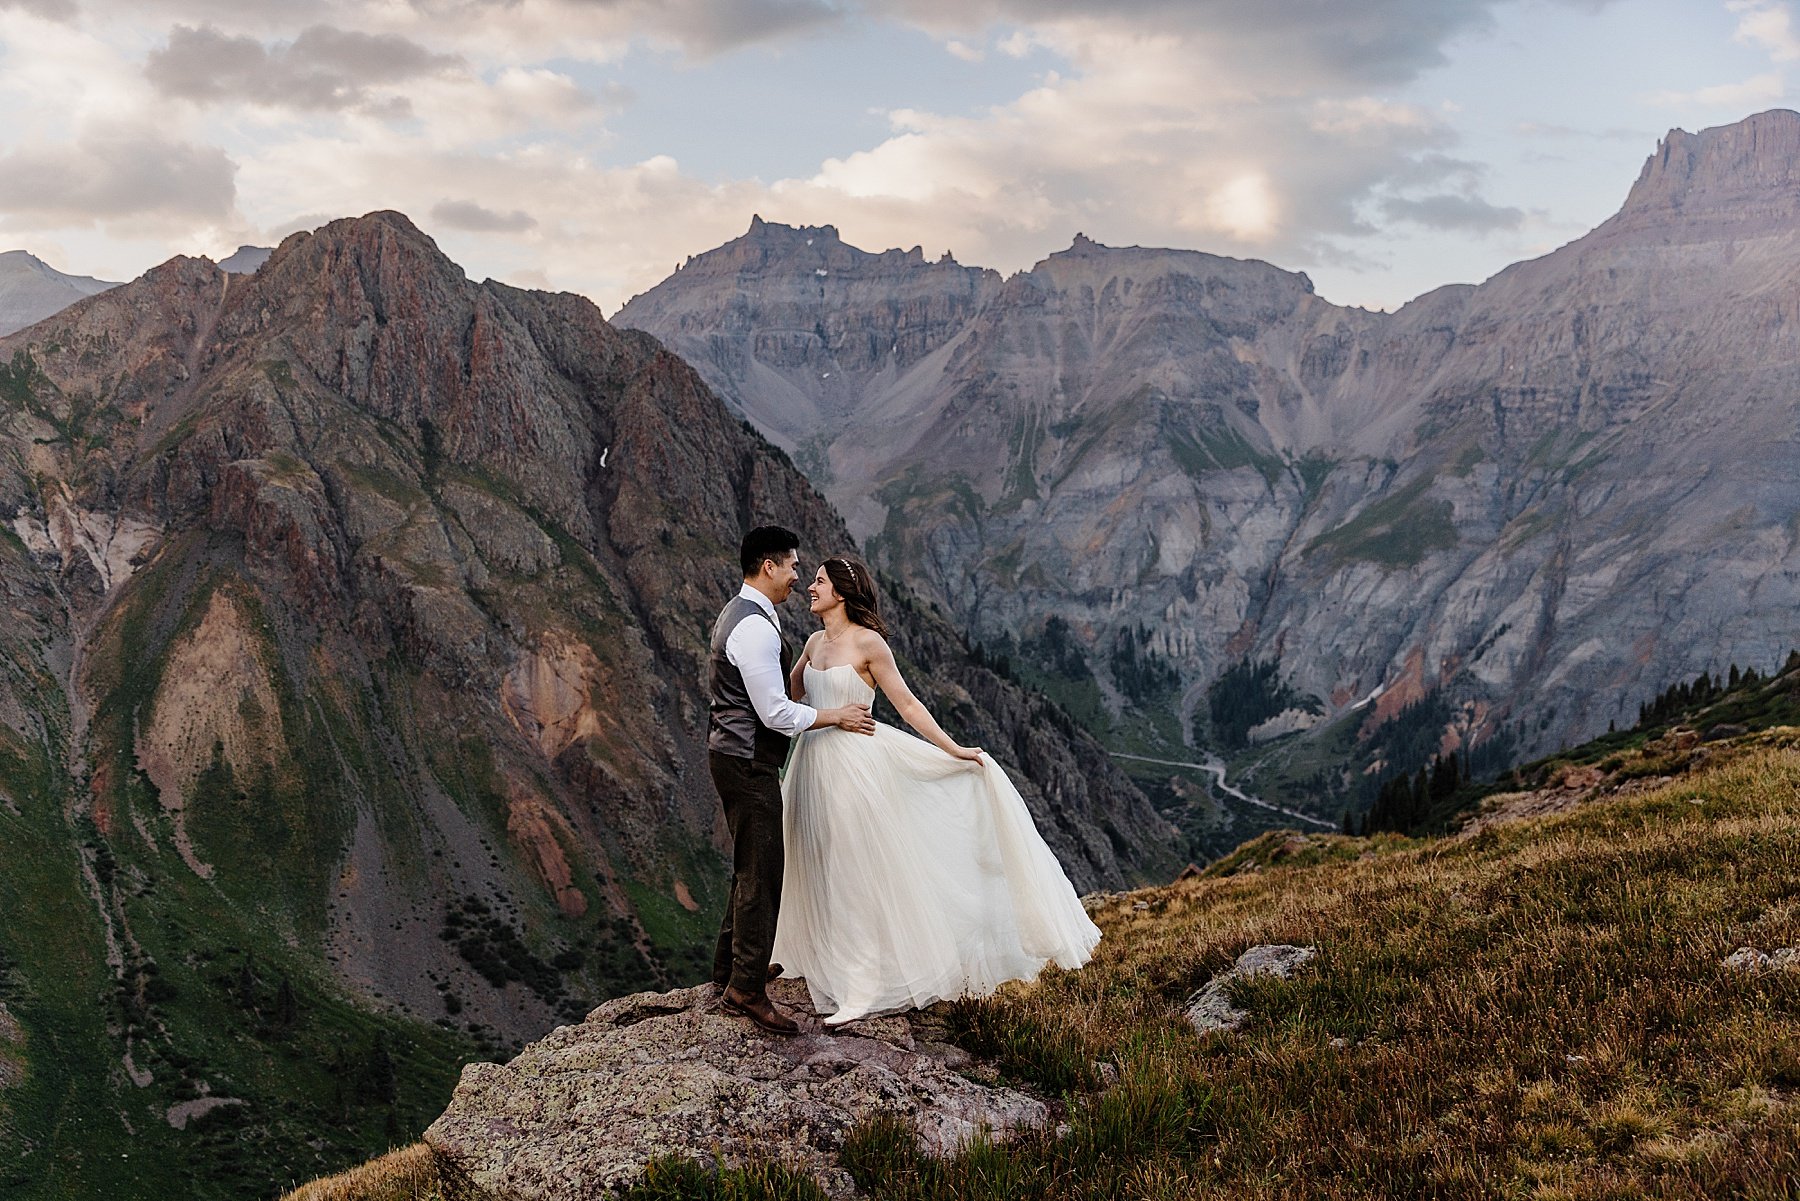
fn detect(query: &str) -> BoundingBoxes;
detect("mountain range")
[616,108,1800,811]
[0,213,1172,1199]
[9,104,1800,1199]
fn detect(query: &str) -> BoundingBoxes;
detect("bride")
[769,555,1101,1026]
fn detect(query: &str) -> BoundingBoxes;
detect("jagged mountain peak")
[0,248,116,285]
[1024,232,1319,324]
[265,209,463,276]
[612,219,1004,451]
[1610,107,1800,232]
[744,212,843,246]
[645,216,983,292]
[236,211,483,368]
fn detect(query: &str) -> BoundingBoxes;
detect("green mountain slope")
[0,212,1177,1199]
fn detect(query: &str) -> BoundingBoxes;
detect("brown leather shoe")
[720,986,799,1035]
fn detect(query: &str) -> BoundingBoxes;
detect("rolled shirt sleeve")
[724,612,819,737]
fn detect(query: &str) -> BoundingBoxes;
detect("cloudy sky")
[0,0,1793,313]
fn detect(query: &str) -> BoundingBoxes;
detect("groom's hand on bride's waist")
[823,703,876,735]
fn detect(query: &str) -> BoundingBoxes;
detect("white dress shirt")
[724,583,818,737]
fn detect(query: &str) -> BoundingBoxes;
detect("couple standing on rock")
[707,525,1101,1034]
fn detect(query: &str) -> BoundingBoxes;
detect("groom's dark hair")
[741,525,800,578]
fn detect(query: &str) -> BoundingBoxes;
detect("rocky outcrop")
[614,216,1001,461]
[1721,946,1800,972]
[1184,944,1317,1034]
[0,999,23,1091]
[618,110,1800,811]
[1605,108,1800,236]
[425,979,1048,1199]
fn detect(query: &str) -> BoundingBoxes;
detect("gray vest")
[708,595,794,764]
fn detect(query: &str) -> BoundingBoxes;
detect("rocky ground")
[426,979,1049,1199]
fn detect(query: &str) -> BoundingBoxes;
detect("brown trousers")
[709,750,785,994]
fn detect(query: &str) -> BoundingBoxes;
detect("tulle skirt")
[771,719,1101,1024]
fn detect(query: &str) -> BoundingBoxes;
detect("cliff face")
[615,216,1001,469]
[0,213,1172,1200]
[1605,107,1800,235]
[616,110,1800,804]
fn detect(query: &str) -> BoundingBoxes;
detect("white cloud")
[430,198,538,231]
[1381,192,1524,232]
[1646,71,1785,109]
[0,0,1638,312]
[145,24,465,116]
[1728,0,1800,62]
[0,122,237,232]
[739,16,1480,273]
[0,0,75,18]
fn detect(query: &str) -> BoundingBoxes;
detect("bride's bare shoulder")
[853,626,894,658]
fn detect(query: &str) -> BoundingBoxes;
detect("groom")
[709,525,874,1034]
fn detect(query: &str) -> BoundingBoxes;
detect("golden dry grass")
[897,739,1800,1199]
[278,1143,444,1201]
[283,739,1800,1200]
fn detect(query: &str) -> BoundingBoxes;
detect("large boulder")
[1184,943,1318,1034]
[425,980,1048,1198]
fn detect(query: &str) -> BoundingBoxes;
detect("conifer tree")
[364,1033,398,1105]
[274,976,299,1029]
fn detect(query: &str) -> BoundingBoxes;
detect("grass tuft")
[279,1144,444,1201]
[619,1156,830,1200]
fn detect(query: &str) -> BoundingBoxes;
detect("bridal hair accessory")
[836,557,859,586]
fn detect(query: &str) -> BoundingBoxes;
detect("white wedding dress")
[770,663,1102,1024]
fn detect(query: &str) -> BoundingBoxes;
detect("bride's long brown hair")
[823,555,888,637]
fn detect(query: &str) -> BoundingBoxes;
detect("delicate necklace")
[823,623,853,643]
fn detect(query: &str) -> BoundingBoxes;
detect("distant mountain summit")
[615,214,1000,459]
[1607,107,1800,234]
[0,249,117,336]
[617,109,1800,812]
[217,244,274,274]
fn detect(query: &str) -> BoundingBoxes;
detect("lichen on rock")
[1184,943,1318,1034]
[425,979,1049,1198]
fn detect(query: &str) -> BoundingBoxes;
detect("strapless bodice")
[805,662,877,707]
